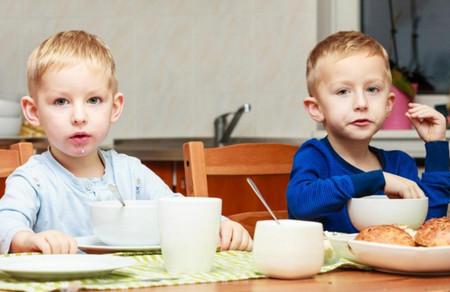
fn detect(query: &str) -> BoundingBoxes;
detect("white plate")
[76,236,161,253]
[0,254,136,280]
[348,239,450,274]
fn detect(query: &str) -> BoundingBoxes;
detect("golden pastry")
[415,217,450,247]
[356,224,415,246]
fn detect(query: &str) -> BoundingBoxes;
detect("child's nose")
[71,105,87,125]
[353,92,368,110]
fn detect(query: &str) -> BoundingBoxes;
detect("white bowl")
[0,99,21,117]
[90,200,159,246]
[348,195,428,231]
[0,117,22,136]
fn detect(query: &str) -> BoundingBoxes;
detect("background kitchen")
[0,0,448,211]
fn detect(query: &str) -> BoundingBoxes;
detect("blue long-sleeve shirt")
[287,137,450,233]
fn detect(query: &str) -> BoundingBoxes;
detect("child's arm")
[406,103,449,216]
[10,230,77,254]
[382,148,449,218]
[287,145,385,220]
[406,103,447,142]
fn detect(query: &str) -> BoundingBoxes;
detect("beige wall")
[0,0,321,144]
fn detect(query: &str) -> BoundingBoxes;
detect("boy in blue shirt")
[287,31,449,233]
[0,30,252,254]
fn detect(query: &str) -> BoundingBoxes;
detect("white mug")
[158,197,221,273]
[252,219,324,279]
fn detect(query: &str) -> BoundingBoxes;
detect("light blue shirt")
[0,149,180,253]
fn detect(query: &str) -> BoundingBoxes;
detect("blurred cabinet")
[142,161,186,194]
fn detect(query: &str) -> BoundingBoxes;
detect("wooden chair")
[0,143,34,198]
[183,141,298,236]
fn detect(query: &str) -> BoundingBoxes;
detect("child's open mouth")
[70,132,91,144]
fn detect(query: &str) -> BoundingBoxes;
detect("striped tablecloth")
[0,246,368,292]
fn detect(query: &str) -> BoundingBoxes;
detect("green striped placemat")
[0,245,369,292]
[0,251,264,292]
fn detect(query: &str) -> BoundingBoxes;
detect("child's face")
[305,53,394,142]
[22,64,123,159]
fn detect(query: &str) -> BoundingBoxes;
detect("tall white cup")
[253,219,324,279]
[158,197,221,273]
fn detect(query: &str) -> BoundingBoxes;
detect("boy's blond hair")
[306,31,391,96]
[27,30,117,97]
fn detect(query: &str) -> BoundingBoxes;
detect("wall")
[0,0,322,144]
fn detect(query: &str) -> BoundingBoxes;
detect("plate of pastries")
[347,217,450,275]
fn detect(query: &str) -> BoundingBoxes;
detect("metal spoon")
[246,177,280,225]
[108,184,126,207]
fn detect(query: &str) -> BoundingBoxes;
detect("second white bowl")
[348,195,428,231]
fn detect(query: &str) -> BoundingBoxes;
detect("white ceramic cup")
[90,200,159,246]
[158,197,221,273]
[253,219,324,279]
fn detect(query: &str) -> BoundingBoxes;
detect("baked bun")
[415,217,450,247]
[356,225,415,246]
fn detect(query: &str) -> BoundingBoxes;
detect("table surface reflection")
[77,269,450,291]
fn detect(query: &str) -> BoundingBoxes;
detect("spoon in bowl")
[108,184,126,207]
[246,177,280,225]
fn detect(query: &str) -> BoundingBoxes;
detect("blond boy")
[287,31,449,233]
[0,30,252,254]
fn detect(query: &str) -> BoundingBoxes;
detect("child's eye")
[87,96,102,104]
[367,86,380,94]
[54,98,69,106]
[336,89,350,96]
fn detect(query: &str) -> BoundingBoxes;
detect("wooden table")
[82,270,450,292]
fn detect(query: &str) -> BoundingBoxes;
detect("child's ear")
[110,92,124,123]
[304,96,325,123]
[385,91,395,115]
[21,96,41,126]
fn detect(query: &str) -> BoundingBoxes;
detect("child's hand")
[10,230,78,254]
[406,103,447,142]
[383,172,425,199]
[219,220,253,251]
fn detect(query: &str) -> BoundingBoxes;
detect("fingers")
[238,230,253,251]
[407,103,444,122]
[31,235,52,254]
[220,223,233,251]
[33,231,77,254]
[220,221,253,251]
[383,172,426,199]
[229,227,242,250]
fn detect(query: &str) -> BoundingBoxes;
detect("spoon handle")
[108,184,126,207]
[246,177,280,224]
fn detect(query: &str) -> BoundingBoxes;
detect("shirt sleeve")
[0,174,38,254]
[424,141,449,172]
[286,146,385,221]
[421,141,450,218]
[388,148,450,219]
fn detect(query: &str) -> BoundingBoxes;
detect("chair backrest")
[183,141,298,235]
[0,142,34,197]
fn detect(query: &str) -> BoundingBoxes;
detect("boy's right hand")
[383,172,425,199]
[10,230,78,254]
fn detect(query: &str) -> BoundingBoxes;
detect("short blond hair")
[306,31,391,96]
[27,30,117,97]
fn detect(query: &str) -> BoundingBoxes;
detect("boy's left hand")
[219,220,253,251]
[406,103,447,142]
